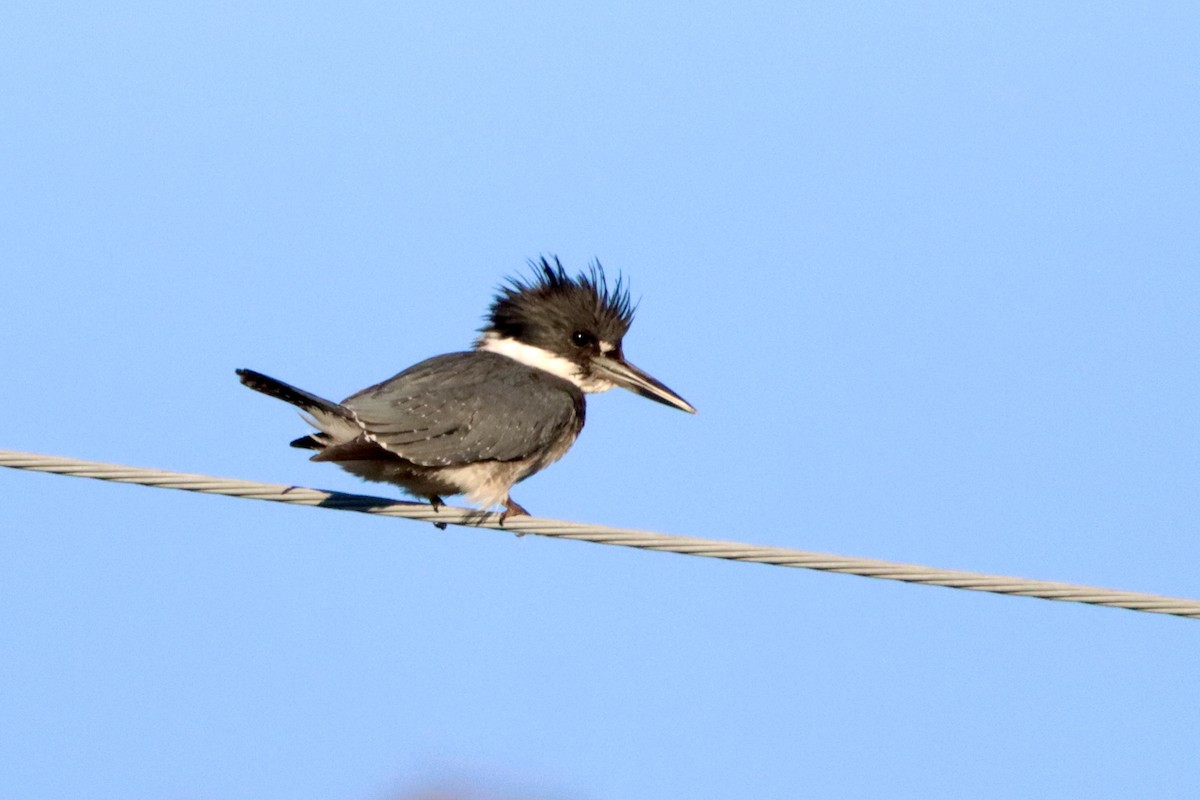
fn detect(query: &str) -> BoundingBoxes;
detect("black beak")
[592,354,697,414]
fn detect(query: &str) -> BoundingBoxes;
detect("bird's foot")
[499,497,530,532]
[429,495,447,530]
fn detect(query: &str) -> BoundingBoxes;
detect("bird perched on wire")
[237,257,695,520]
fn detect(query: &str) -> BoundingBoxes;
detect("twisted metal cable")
[2,449,1197,619]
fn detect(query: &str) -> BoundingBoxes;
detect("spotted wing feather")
[344,351,584,467]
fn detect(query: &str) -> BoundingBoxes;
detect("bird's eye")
[571,330,596,348]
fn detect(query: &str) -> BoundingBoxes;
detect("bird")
[236,256,695,520]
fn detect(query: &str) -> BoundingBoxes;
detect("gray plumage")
[336,352,583,467]
[238,257,694,519]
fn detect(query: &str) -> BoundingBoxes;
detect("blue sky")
[2,2,1198,798]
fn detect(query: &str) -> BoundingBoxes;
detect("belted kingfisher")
[237,257,695,519]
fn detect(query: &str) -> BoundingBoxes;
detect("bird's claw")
[499,498,530,534]
[430,495,447,529]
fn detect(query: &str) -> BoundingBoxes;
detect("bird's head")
[476,256,696,414]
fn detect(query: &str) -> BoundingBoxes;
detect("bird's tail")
[236,368,360,448]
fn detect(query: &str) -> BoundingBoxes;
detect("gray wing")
[343,351,585,467]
